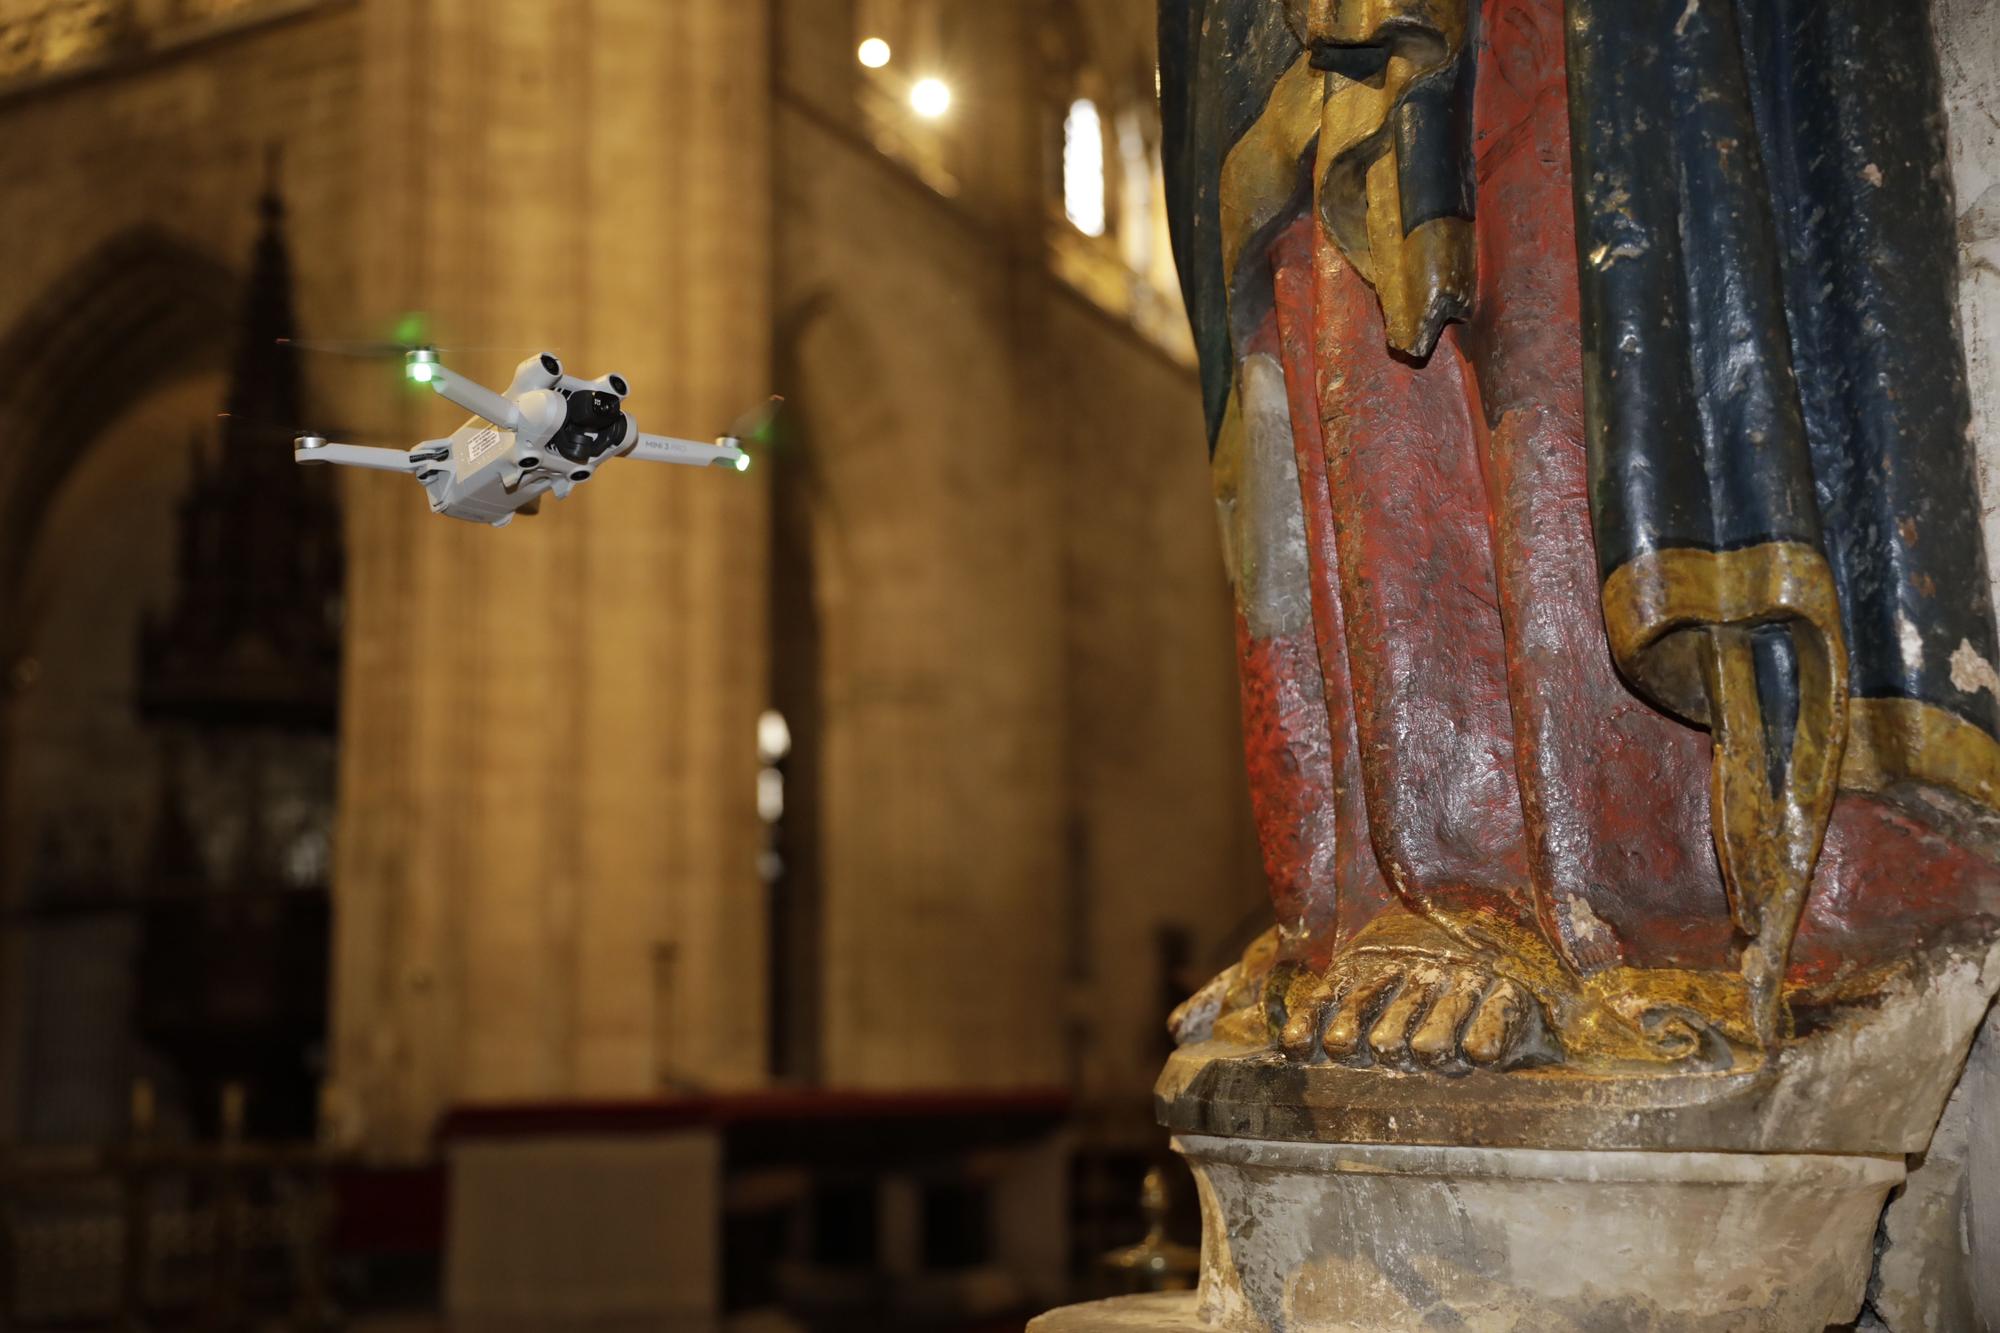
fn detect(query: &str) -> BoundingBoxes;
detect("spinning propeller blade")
[278,336,560,359]
[721,395,784,445]
[276,337,421,358]
[278,312,553,362]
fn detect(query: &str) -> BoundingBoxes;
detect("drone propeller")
[276,311,432,359]
[720,395,784,446]
[277,337,547,359]
[276,336,428,359]
[276,312,550,363]
[214,405,360,444]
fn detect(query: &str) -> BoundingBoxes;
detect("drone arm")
[426,366,521,430]
[294,440,426,473]
[627,432,747,470]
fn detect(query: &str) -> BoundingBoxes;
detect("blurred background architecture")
[0,0,1264,1326]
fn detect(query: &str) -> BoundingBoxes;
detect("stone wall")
[1039,284,1264,1109]
[329,0,774,1156]
[775,0,1260,1098]
[778,109,1072,1087]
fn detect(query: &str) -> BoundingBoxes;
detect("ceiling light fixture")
[911,77,952,118]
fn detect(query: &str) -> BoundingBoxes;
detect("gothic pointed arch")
[0,227,236,650]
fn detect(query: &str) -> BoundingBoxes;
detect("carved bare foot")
[1169,914,1553,1067]
[1171,908,1748,1071]
[1277,947,1552,1071]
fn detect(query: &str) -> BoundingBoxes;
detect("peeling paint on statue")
[1162,0,2000,1092]
[1063,0,2000,1327]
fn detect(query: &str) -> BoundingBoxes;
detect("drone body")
[295,349,749,526]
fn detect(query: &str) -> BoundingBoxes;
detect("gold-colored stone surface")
[0,0,302,86]
[1218,53,1324,284]
[1160,931,2000,1155]
[1285,0,1469,52]
[1844,694,2000,808]
[1309,0,1472,355]
[1260,908,1760,1072]
[1602,542,1848,1045]
[1212,3,1473,359]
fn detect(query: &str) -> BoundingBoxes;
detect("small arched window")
[1063,98,1107,238]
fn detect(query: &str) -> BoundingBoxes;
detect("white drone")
[293,347,761,526]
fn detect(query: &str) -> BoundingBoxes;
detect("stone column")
[330,0,773,1159]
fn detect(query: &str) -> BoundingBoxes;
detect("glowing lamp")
[911,77,951,119]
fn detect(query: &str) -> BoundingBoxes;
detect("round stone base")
[1030,1292,1202,1331]
[1038,1135,1904,1332]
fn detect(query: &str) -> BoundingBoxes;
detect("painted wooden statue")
[1158,0,2000,1151]
[1023,2,2000,1327]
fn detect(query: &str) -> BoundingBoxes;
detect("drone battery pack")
[432,416,532,525]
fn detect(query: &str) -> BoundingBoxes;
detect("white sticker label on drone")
[462,426,508,470]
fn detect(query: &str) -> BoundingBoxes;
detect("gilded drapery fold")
[1294,0,1474,355]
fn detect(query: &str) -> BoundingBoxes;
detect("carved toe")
[1408,969,1485,1063]
[1322,965,1397,1060]
[1279,980,1335,1061]
[1461,977,1530,1066]
[1366,965,1440,1062]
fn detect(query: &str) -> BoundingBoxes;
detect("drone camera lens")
[541,354,561,376]
[520,456,540,469]
[609,375,628,397]
[570,470,590,481]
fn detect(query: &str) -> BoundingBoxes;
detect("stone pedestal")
[1034,1134,1903,1332]
[1033,1292,1204,1331]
